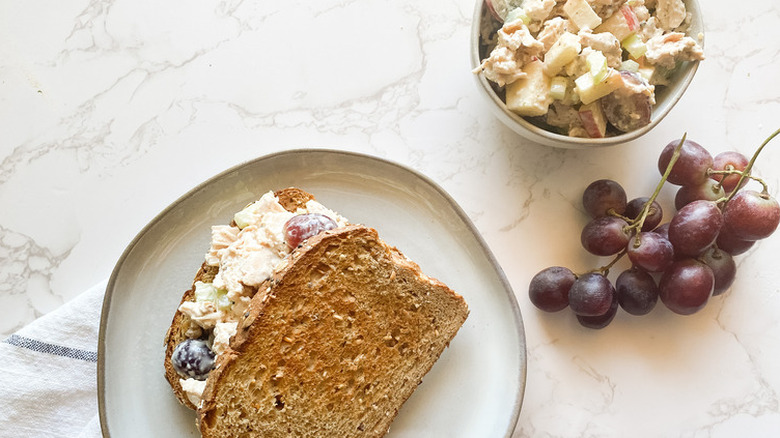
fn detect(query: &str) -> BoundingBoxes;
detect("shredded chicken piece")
[654,0,687,31]
[473,21,544,86]
[546,101,583,131]
[591,0,628,19]
[645,32,704,68]
[206,225,240,266]
[536,17,571,51]
[579,29,622,68]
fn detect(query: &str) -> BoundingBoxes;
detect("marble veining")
[3,0,780,436]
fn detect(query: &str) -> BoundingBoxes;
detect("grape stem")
[587,249,627,277]
[625,134,688,235]
[723,127,780,202]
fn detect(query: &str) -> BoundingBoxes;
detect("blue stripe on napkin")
[3,334,98,363]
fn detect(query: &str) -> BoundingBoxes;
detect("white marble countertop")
[3,0,780,436]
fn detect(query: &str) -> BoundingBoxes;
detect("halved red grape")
[627,231,674,272]
[283,213,338,248]
[581,216,631,256]
[668,200,723,256]
[659,258,714,315]
[568,272,615,316]
[582,179,627,218]
[600,72,652,132]
[699,246,736,296]
[722,190,780,241]
[711,151,749,193]
[674,179,725,210]
[529,266,576,312]
[616,267,658,316]
[624,197,663,231]
[658,139,713,187]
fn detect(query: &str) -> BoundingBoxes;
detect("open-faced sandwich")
[163,187,469,437]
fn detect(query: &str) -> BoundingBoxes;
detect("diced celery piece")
[550,76,568,100]
[194,281,232,311]
[620,59,640,72]
[622,33,647,59]
[505,7,531,25]
[586,51,608,83]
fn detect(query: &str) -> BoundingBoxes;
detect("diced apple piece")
[620,59,640,72]
[595,5,640,42]
[563,0,602,31]
[505,60,553,117]
[543,32,582,76]
[574,69,622,104]
[578,101,607,138]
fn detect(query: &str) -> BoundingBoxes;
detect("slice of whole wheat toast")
[197,224,469,438]
[163,188,316,410]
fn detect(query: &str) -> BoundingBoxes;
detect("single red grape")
[582,179,627,218]
[722,190,780,241]
[616,267,658,316]
[627,231,674,272]
[528,266,576,312]
[711,151,749,193]
[668,200,724,256]
[576,293,618,329]
[569,273,615,317]
[715,226,755,256]
[624,197,663,231]
[674,179,725,210]
[172,339,216,380]
[659,258,714,315]
[699,246,737,296]
[658,139,713,187]
[654,222,670,240]
[581,216,631,256]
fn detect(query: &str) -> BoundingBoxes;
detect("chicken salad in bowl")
[471,0,704,147]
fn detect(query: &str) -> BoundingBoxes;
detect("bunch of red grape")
[529,133,780,329]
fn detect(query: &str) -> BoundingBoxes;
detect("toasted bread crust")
[163,187,318,410]
[197,225,469,438]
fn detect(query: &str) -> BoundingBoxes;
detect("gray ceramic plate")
[98,149,525,437]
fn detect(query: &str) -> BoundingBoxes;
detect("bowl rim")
[469,0,703,149]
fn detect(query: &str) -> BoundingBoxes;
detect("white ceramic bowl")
[470,0,704,149]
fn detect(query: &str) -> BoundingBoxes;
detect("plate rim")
[97,148,526,437]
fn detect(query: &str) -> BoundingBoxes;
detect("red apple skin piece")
[621,5,639,30]
[579,102,607,138]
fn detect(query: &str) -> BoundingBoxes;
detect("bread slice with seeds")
[198,224,469,438]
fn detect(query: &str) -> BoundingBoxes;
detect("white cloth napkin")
[0,280,107,438]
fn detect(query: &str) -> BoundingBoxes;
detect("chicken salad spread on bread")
[164,188,469,437]
[170,190,348,408]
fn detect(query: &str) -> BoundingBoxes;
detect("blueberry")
[171,339,215,380]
